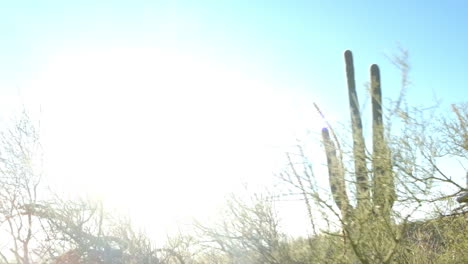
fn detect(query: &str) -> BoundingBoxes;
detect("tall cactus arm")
[371,64,395,215]
[322,128,351,218]
[344,50,370,205]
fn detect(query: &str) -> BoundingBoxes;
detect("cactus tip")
[370,64,380,74]
[322,127,330,136]
[344,50,353,58]
[344,50,353,65]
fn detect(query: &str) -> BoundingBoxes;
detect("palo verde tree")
[0,111,159,264]
[0,111,43,264]
[194,193,294,264]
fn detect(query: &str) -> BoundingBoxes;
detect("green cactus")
[321,50,397,263]
[370,63,396,218]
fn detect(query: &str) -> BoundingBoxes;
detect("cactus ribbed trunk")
[344,50,370,210]
[371,64,395,219]
[322,128,350,219]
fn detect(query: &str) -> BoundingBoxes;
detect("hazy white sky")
[33,46,322,236]
[1,0,467,238]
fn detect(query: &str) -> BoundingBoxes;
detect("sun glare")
[32,46,306,236]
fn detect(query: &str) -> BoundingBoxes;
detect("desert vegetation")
[0,51,466,264]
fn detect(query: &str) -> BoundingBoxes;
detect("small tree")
[0,111,159,264]
[0,112,44,264]
[194,193,294,264]
[23,198,160,264]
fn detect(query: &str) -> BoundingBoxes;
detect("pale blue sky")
[0,1,467,237]
[2,1,467,105]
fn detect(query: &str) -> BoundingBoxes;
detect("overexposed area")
[1,1,466,263]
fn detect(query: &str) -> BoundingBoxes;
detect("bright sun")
[32,46,305,236]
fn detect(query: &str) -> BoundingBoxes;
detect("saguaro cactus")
[322,50,397,263]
